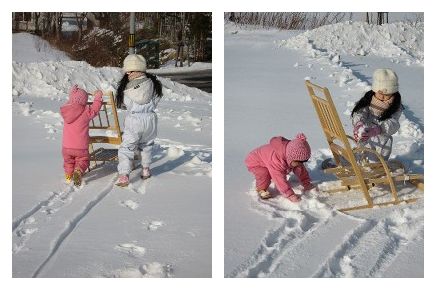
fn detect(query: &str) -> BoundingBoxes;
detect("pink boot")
[141,167,151,180]
[116,175,129,187]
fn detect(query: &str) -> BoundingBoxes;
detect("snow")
[225,21,424,277]
[12,33,70,63]
[149,61,212,74]
[282,21,424,64]
[12,32,211,277]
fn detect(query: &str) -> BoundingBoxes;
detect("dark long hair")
[115,72,163,108]
[351,90,402,121]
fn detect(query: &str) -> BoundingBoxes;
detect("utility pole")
[129,12,135,54]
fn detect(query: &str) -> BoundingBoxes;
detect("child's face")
[375,91,394,102]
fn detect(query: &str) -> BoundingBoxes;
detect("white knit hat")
[123,54,147,72]
[372,68,399,95]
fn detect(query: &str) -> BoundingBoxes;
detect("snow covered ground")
[12,33,211,277]
[149,61,212,74]
[224,21,424,278]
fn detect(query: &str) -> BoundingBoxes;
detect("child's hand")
[367,125,381,137]
[359,126,381,142]
[93,90,103,101]
[353,122,366,142]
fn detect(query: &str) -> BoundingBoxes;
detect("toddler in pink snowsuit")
[245,133,315,202]
[60,85,103,186]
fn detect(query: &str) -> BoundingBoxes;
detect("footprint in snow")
[104,262,173,278]
[24,217,36,225]
[114,243,146,257]
[120,200,139,210]
[145,220,165,231]
[16,227,38,237]
[139,262,173,277]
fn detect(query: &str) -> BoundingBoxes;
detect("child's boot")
[141,167,151,180]
[73,169,82,187]
[116,175,129,187]
[257,189,272,199]
[65,173,73,184]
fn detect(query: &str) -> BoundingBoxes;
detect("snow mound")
[12,61,122,99]
[12,61,211,104]
[13,33,70,63]
[397,119,424,140]
[282,21,424,64]
[167,146,185,159]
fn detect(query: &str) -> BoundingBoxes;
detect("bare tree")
[34,12,41,35]
[53,12,63,40]
[75,12,87,41]
[224,12,349,30]
[376,12,388,25]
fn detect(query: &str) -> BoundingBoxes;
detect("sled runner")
[305,80,424,212]
[88,91,122,169]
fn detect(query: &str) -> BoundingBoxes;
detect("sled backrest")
[88,91,122,145]
[304,80,357,166]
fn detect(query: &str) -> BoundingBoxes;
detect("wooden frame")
[88,91,122,169]
[305,80,423,212]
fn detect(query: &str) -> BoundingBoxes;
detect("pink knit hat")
[286,133,311,163]
[68,84,88,105]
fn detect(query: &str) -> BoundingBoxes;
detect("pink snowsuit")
[245,136,312,197]
[60,91,103,174]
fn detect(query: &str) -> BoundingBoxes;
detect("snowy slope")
[224,22,424,277]
[12,33,211,277]
[12,32,70,63]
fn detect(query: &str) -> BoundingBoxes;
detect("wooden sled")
[88,91,122,170]
[305,80,424,212]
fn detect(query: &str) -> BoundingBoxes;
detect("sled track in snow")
[12,193,58,231]
[32,176,116,278]
[313,217,422,277]
[12,188,74,232]
[227,192,334,278]
[313,220,376,277]
[228,213,328,277]
[366,221,421,277]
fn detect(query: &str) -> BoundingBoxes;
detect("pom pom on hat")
[295,133,307,142]
[68,84,88,105]
[372,68,399,95]
[123,54,147,72]
[286,133,311,163]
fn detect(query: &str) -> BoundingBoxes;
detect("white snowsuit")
[352,106,402,160]
[118,76,161,175]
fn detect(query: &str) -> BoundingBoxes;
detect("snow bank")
[282,21,424,64]
[12,60,211,104]
[12,33,70,63]
[150,61,212,74]
[12,61,122,99]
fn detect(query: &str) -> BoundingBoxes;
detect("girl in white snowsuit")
[352,68,402,161]
[115,54,163,186]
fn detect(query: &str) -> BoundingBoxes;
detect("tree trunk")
[54,12,63,40]
[75,13,86,42]
[34,12,40,35]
